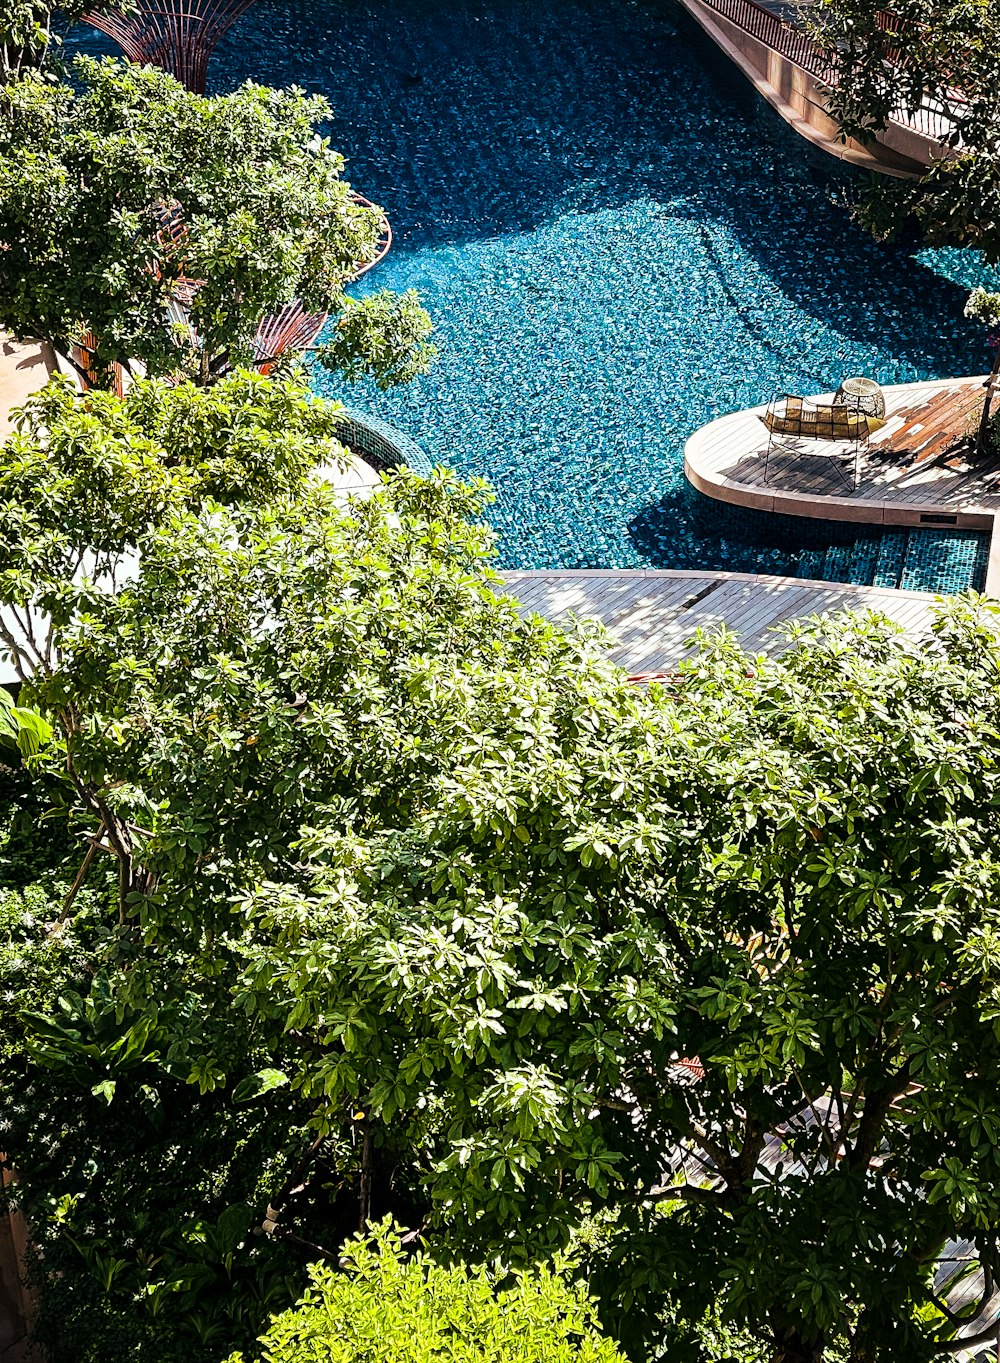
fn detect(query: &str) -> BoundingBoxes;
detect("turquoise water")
[76,0,997,588]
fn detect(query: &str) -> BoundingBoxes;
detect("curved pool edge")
[683,375,1000,595]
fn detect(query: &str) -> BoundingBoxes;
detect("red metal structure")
[82,0,258,94]
[250,302,328,376]
[69,330,128,396]
[65,24,394,389]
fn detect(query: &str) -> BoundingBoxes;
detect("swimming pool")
[76,0,999,589]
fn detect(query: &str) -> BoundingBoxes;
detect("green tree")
[0,0,91,81]
[808,0,1000,259]
[229,597,1000,1363]
[0,57,434,388]
[804,0,1000,447]
[7,374,1000,1363]
[226,1219,627,1363]
[0,368,467,1362]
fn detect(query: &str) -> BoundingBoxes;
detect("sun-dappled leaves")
[6,372,1000,1360]
[0,58,434,388]
[225,1218,627,1363]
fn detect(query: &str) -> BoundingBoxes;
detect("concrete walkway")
[0,333,57,440]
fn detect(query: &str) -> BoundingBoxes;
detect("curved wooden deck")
[684,375,1000,592]
[348,194,393,282]
[684,378,998,515]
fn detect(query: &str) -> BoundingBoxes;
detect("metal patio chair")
[759,394,882,491]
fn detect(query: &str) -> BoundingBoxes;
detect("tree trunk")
[358,1121,374,1233]
[772,1327,825,1363]
[975,347,1000,456]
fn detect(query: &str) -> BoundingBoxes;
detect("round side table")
[834,376,886,420]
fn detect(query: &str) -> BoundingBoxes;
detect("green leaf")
[232,1068,289,1103]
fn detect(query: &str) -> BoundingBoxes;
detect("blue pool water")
[76,0,999,589]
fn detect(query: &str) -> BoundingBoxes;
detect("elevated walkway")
[677,0,952,176]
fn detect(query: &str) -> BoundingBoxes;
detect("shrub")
[229,1219,627,1363]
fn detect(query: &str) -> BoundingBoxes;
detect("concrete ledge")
[676,0,930,178]
[0,334,58,439]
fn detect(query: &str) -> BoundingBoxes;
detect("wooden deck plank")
[523,579,717,666]
[500,571,939,679]
[516,589,563,617]
[596,579,685,624]
[736,589,821,642]
[685,378,1000,561]
[608,586,717,637]
[609,585,730,663]
[738,589,845,644]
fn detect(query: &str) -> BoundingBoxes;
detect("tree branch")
[0,617,31,684]
[643,1182,725,1205]
[51,822,105,931]
[933,1323,1000,1354]
[846,1067,910,1173]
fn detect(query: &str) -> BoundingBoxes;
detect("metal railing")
[696,0,833,78]
[695,0,960,143]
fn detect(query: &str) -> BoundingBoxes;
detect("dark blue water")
[75,0,998,588]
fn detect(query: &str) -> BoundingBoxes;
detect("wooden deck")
[686,376,999,522]
[685,375,1000,592]
[500,569,936,673]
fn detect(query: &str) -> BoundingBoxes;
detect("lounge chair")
[759,395,885,490]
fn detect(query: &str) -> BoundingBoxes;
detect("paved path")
[501,570,936,673]
[0,333,57,440]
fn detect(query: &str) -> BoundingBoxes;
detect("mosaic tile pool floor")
[77,0,1000,590]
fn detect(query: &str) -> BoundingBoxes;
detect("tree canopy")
[5,377,1000,1363]
[0,57,434,388]
[810,0,1000,260]
[230,593,1000,1363]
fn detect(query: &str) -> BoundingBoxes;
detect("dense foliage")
[0,688,50,758]
[0,372,368,1359]
[809,0,1000,260]
[226,1220,627,1363]
[0,0,89,81]
[232,594,1000,1363]
[0,57,434,388]
[5,375,1000,1363]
